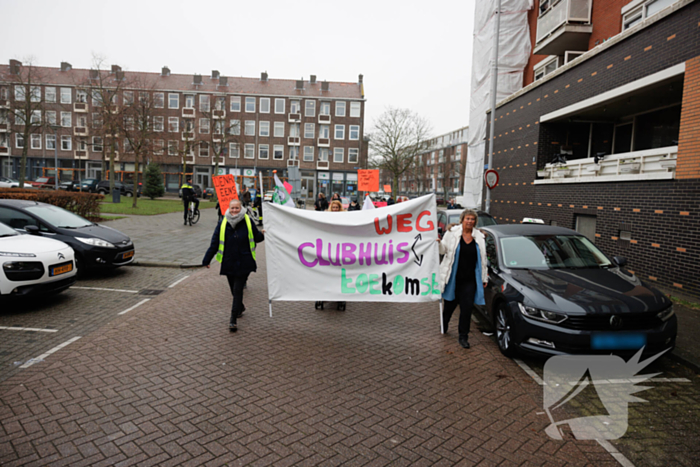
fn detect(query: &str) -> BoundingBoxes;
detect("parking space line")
[72,286,139,293]
[596,439,636,467]
[118,298,151,315]
[514,359,545,385]
[19,336,81,369]
[168,275,190,288]
[0,326,58,333]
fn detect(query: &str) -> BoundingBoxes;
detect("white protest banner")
[265,194,441,302]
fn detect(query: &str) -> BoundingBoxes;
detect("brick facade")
[677,55,700,179]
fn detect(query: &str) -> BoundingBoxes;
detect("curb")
[128,260,204,269]
[668,351,700,374]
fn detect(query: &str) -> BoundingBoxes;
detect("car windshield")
[35,178,49,183]
[0,222,19,237]
[447,214,497,228]
[83,179,97,184]
[25,205,93,228]
[500,234,612,269]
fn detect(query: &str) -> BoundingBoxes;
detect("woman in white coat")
[438,209,488,349]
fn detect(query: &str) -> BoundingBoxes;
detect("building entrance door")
[87,162,102,180]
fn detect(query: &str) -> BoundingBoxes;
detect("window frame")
[154,116,164,132]
[92,136,103,153]
[199,94,210,112]
[333,147,344,163]
[334,124,345,140]
[259,121,270,137]
[46,134,56,150]
[244,143,255,159]
[258,144,269,160]
[60,87,72,104]
[335,101,346,117]
[303,146,314,162]
[350,101,361,118]
[273,121,285,138]
[259,97,270,113]
[30,133,42,150]
[348,148,359,164]
[199,118,210,134]
[305,100,316,117]
[61,135,71,151]
[304,123,315,139]
[229,142,240,158]
[273,144,284,160]
[154,92,164,108]
[245,97,256,113]
[168,117,179,133]
[45,87,56,103]
[168,93,180,109]
[244,120,255,136]
[231,96,241,112]
[349,125,360,140]
[60,111,72,128]
[274,98,285,114]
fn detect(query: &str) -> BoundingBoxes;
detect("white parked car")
[0,176,20,188]
[0,221,77,297]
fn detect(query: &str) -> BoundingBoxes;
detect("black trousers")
[226,273,250,325]
[183,198,200,220]
[442,281,477,337]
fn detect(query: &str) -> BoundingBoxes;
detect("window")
[138,92,149,104]
[231,96,241,112]
[304,123,315,139]
[61,112,71,127]
[93,136,103,152]
[318,148,329,162]
[199,118,210,134]
[274,98,285,114]
[183,119,194,132]
[15,134,24,149]
[91,112,102,129]
[273,145,284,160]
[273,121,285,137]
[348,148,359,164]
[28,86,40,102]
[289,146,299,160]
[623,0,677,30]
[319,124,330,138]
[185,94,195,109]
[45,134,56,150]
[245,97,255,112]
[124,138,133,153]
[45,87,56,103]
[14,85,26,101]
[290,123,300,137]
[290,100,300,114]
[154,116,164,132]
[30,110,41,125]
[14,110,25,125]
[244,143,255,159]
[214,120,224,134]
[334,124,345,140]
[229,119,240,135]
[333,147,344,163]
[91,90,103,106]
[76,115,87,128]
[229,143,239,158]
[168,117,179,132]
[305,100,316,117]
[258,144,269,159]
[260,98,270,113]
[245,120,255,136]
[199,142,209,157]
[350,102,361,117]
[154,139,164,155]
[60,88,71,104]
[30,134,41,149]
[303,146,314,162]
[335,101,346,117]
[0,87,6,101]
[168,140,179,156]
[534,56,559,81]
[214,96,225,111]
[349,125,360,140]
[320,101,331,116]
[74,90,87,103]
[61,135,71,150]
[124,91,134,105]
[259,121,270,137]
[154,92,164,108]
[169,93,179,109]
[200,95,210,112]
[124,116,134,131]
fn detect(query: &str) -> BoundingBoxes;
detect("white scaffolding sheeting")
[464,0,533,209]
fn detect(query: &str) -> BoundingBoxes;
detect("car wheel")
[495,302,517,357]
[74,254,85,278]
[98,189,107,195]
[125,192,133,197]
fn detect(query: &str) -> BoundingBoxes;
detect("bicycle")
[187,201,200,226]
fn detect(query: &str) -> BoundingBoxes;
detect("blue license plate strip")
[591,333,647,350]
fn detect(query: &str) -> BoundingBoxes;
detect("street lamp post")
[50,125,60,190]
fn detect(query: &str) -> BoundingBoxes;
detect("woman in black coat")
[203,199,265,332]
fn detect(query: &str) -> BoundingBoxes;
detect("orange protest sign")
[212,174,239,214]
[383,184,392,193]
[358,169,379,192]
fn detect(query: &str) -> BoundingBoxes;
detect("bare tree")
[368,107,432,194]
[196,93,241,180]
[0,58,48,187]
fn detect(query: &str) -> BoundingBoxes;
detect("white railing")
[535,146,678,185]
[536,0,592,44]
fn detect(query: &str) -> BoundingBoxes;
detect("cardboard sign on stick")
[358,170,379,192]
[383,185,392,193]
[212,174,239,214]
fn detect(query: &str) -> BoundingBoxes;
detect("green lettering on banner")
[341,268,355,294]
[431,273,440,294]
[393,275,404,295]
[421,277,430,296]
[369,274,380,295]
[356,273,369,294]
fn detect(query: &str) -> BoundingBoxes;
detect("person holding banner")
[203,199,265,332]
[438,209,488,349]
[328,200,344,212]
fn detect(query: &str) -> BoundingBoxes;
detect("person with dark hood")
[347,197,361,211]
[314,193,328,211]
[387,196,395,206]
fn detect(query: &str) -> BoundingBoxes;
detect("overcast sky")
[0,0,475,137]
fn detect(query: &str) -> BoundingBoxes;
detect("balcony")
[74,149,88,160]
[317,138,330,147]
[287,159,299,167]
[182,132,195,141]
[182,107,195,118]
[534,0,592,56]
[211,155,224,166]
[318,114,331,124]
[0,123,8,132]
[0,100,8,109]
[74,126,88,136]
[535,146,678,185]
[213,109,226,119]
[288,112,301,123]
[287,136,300,146]
[0,146,8,155]
[317,160,329,170]
[213,134,224,143]
[74,102,88,112]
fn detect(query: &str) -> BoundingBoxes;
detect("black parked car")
[80,178,100,193]
[58,180,82,192]
[436,209,497,239]
[477,224,676,357]
[96,180,141,197]
[0,200,135,273]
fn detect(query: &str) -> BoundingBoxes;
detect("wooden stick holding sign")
[212,175,239,214]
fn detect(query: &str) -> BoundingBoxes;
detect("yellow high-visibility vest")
[215,215,256,263]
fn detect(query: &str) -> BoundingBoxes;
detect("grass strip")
[100,195,215,215]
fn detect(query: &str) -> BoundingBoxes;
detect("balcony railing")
[536,0,592,44]
[182,107,195,118]
[535,146,678,185]
[74,149,88,160]
[318,114,331,124]
[213,109,225,119]
[288,113,301,123]
[74,126,88,136]
[74,102,88,112]
[287,159,299,167]
[288,136,300,146]
[0,146,8,155]
[318,138,330,147]
[0,123,8,132]
[317,160,329,170]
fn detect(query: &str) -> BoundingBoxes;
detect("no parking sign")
[484,169,499,189]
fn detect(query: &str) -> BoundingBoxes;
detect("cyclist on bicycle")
[181,177,199,226]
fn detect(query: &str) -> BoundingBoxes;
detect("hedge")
[0,188,103,220]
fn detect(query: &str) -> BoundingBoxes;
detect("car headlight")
[76,237,116,248]
[0,252,37,257]
[657,306,675,322]
[518,302,567,324]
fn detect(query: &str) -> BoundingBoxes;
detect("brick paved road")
[0,242,620,466]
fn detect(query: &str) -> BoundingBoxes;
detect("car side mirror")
[24,225,40,235]
[613,256,627,268]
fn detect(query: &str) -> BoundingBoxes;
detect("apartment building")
[0,61,367,202]
[486,0,700,298]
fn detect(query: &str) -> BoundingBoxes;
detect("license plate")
[122,250,134,260]
[51,262,73,277]
[591,333,646,350]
